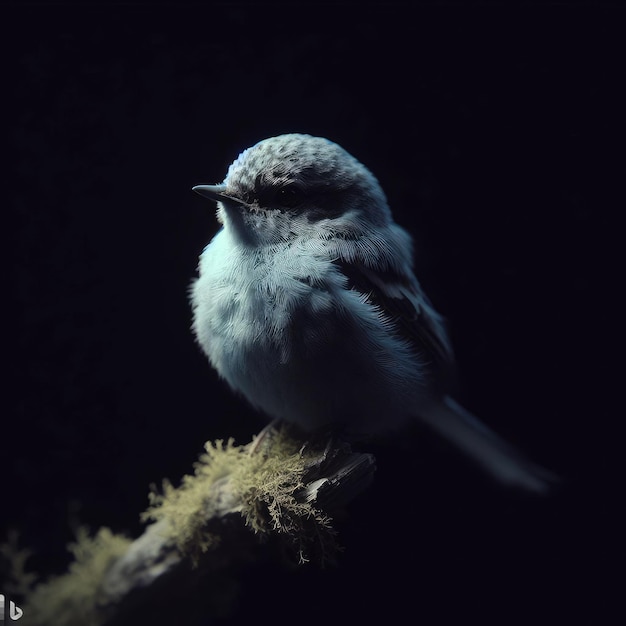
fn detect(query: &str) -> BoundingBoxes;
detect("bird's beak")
[192,184,247,208]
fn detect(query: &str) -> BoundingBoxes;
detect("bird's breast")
[192,234,340,367]
[191,233,427,430]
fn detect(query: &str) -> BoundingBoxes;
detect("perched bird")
[190,133,553,493]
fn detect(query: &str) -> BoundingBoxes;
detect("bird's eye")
[276,184,306,208]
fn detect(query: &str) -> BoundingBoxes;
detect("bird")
[190,133,554,493]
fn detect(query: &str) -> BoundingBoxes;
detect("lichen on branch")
[141,425,337,565]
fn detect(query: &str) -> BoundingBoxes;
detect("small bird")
[190,133,554,493]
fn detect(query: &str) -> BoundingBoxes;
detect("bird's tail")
[419,396,557,493]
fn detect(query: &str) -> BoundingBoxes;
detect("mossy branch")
[10,423,375,626]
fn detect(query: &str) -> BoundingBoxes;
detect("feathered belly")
[192,269,425,432]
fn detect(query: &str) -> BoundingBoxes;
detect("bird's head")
[193,134,391,247]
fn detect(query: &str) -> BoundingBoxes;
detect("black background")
[5,3,623,625]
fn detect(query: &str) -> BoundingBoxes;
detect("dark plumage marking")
[332,259,457,393]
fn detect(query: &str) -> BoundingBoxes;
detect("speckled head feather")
[221,134,391,224]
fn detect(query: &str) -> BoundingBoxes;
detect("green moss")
[21,527,131,626]
[0,530,37,597]
[142,427,336,565]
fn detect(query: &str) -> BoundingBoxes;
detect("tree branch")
[20,423,376,626]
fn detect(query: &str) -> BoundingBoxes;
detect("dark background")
[5,4,623,625]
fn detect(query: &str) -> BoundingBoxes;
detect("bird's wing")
[332,259,457,392]
[333,259,557,492]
